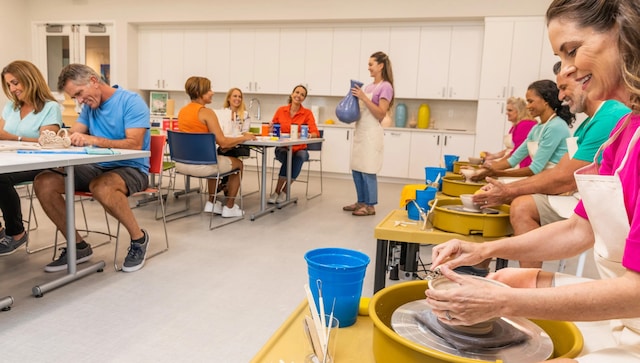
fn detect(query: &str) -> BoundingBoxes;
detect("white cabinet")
[408,132,476,180]
[474,100,510,156]
[539,24,558,81]
[357,27,390,83]
[379,130,410,178]
[478,17,546,99]
[279,28,333,96]
[416,25,483,100]
[320,127,352,174]
[138,29,184,90]
[330,28,362,96]
[205,29,231,92]
[229,29,280,94]
[389,27,420,98]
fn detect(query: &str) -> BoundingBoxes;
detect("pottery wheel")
[442,205,502,215]
[391,299,553,362]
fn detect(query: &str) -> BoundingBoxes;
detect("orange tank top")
[177,102,209,133]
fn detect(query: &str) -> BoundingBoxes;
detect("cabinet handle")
[390,132,401,136]
[502,87,506,98]
[346,130,350,141]
[442,87,446,97]
[449,87,453,98]
[162,80,166,88]
[437,135,440,145]
[500,102,504,114]
[444,135,448,146]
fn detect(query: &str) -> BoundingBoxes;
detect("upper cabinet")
[389,27,421,99]
[330,28,362,96]
[205,29,231,92]
[416,25,483,100]
[229,29,280,94]
[478,17,546,100]
[357,27,390,83]
[138,29,185,90]
[279,28,333,95]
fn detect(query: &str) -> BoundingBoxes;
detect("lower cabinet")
[380,130,411,178]
[320,127,352,174]
[408,132,475,180]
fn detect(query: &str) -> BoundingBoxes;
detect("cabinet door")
[441,133,476,162]
[478,20,513,99]
[320,127,352,174]
[358,27,390,83]
[508,19,545,99]
[206,29,231,92]
[138,30,163,89]
[183,30,207,85]
[408,132,441,180]
[330,28,361,96]
[416,26,451,99]
[474,100,509,156]
[304,28,333,96]
[448,26,483,100]
[279,28,306,94]
[538,24,558,81]
[389,27,420,98]
[160,30,184,91]
[379,130,410,178]
[254,29,280,94]
[229,30,255,92]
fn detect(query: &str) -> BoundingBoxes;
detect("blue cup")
[444,154,459,172]
[407,187,437,220]
[425,167,447,191]
[305,248,370,328]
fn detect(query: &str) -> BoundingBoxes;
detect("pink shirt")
[574,113,640,271]
[509,119,537,167]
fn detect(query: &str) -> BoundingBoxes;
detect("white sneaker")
[268,192,279,204]
[213,201,223,214]
[203,201,214,213]
[276,192,287,204]
[221,204,244,218]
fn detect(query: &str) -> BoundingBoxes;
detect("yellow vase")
[417,104,430,129]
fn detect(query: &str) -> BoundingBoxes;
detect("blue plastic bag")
[335,80,363,123]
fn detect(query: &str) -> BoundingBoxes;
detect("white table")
[0,142,149,303]
[243,137,323,221]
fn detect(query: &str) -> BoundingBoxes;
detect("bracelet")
[17,136,22,142]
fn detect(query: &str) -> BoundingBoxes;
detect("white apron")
[350,87,384,174]
[571,118,640,361]
[503,133,514,150]
[527,117,557,170]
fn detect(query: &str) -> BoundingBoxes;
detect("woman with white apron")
[342,51,394,217]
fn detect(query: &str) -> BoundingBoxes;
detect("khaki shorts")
[532,194,567,226]
[175,155,234,177]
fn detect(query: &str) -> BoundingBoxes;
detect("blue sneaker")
[122,229,149,272]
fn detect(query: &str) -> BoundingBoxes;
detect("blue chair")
[166,130,244,229]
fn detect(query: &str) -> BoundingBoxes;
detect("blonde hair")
[222,87,246,117]
[506,97,531,121]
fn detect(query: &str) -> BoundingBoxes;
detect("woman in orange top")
[268,84,319,204]
[177,76,256,217]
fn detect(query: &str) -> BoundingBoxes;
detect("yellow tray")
[431,198,513,237]
[442,174,485,196]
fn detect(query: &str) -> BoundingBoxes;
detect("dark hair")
[2,60,56,113]
[287,84,307,104]
[184,76,211,100]
[370,51,395,107]
[528,79,575,126]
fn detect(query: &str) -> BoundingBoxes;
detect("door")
[33,22,114,91]
[408,132,441,180]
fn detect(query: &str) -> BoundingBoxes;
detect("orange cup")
[261,124,269,136]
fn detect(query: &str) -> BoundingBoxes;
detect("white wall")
[23,0,553,90]
[0,0,31,104]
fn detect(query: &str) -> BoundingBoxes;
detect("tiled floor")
[0,171,597,362]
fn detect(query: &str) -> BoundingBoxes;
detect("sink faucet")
[248,98,261,121]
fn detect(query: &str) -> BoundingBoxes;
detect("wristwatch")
[17,136,22,142]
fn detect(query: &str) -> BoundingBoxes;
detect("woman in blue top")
[0,60,62,255]
[475,79,574,179]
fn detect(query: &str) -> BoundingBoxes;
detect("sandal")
[352,205,375,216]
[343,202,363,212]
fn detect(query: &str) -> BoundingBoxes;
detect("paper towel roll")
[311,105,320,123]
[166,99,175,118]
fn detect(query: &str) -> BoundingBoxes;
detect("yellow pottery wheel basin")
[442,175,485,197]
[430,198,513,237]
[369,280,583,363]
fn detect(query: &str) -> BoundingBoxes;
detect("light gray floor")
[0,172,597,362]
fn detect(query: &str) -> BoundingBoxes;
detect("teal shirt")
[572,100,630,163]
[2,100,62,138]
[508,115,570,174]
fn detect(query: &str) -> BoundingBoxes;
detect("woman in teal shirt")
[0,60,62,255]
[477,79,574,179]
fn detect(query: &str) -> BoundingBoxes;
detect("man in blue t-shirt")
[472,64,630,269]
[34,64,151,273]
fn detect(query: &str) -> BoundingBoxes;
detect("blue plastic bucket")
[443,154,460,172]
[304,248,370,327]
[406,186,437,220]
[425,167,447,191]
